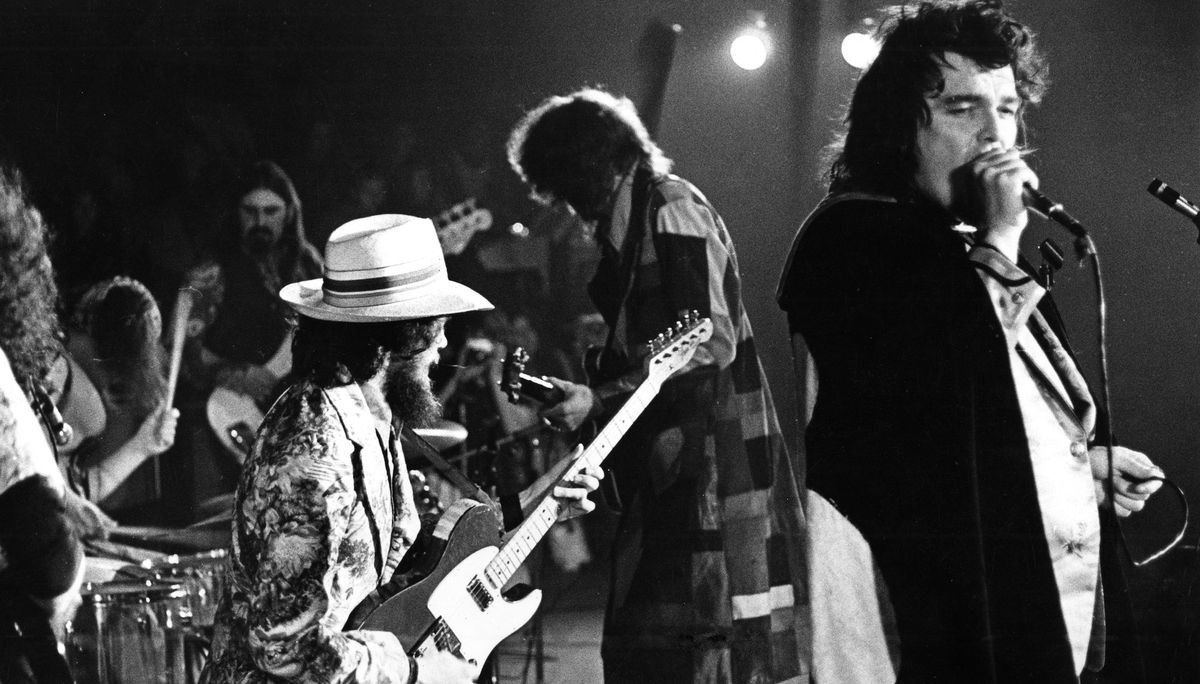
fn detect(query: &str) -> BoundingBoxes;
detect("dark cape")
[776,195,1143,683]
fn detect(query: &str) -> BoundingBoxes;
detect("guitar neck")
[482,379,660,587]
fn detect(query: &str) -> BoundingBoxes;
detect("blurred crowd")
[26,103,610,547]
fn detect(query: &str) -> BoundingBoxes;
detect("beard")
[384,354,442,428]
[242,226,277,257]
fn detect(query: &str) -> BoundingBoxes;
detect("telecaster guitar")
[205,332,292,464]
[344,312,713,675]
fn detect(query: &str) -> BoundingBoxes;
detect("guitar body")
[205,387,263,464]
[347,315,713,676]
[346,499,542,674]
[205,332,292,463]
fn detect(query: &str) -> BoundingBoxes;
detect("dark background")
[3,0,1199,678]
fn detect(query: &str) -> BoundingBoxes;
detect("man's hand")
[519,445,604,522]
[1089,445,1164,517]
[133,402,179,457]
[62,488,116,541]
[538,378,598,432]
[414,649,476,683]
[963,145,1038,259]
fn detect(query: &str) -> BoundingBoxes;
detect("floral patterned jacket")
[201,376,421,683]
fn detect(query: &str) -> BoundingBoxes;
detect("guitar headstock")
[435,197,494,255]
[500,347,530,404]
[500,347,565,405]
[644,311,713,385]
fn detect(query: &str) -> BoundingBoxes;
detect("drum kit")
[63,419,471,683]
[66,548,228,684]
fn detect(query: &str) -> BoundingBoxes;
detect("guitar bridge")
[418,617,463,657]
[467,576,493,611]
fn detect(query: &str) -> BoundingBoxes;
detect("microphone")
[1147,178,1200,222]
[1023,184,1089,239]
[26,382,73,447]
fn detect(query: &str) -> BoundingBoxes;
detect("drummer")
[57,277,179,524]
[200,215,603,683]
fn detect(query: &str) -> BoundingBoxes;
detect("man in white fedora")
[200,214,602,684]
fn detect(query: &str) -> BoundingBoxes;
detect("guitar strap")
[400,425,496,508]
[598,164,656,374]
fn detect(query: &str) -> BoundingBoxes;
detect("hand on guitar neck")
[499,346,595,433]
[346,315,710,677]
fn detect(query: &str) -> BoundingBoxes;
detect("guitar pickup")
[467,576,493,611]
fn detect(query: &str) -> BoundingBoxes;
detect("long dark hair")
[291,314,444,389]
[0,166,62,389]
[828,0,1048,198]
[507,88,672,212]
[227,160,322,283]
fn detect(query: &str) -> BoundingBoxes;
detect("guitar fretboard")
[481,379,660,590]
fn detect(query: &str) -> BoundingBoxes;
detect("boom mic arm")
[1147,178,1200,245]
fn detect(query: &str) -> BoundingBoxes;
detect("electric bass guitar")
[435,198,493,256]
[344,313,712,675]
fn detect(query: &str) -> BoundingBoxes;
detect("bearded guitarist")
[199,214,601,684]
[506,88,809,684]
[183,161,322,415]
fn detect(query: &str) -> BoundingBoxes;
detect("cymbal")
[413,420,468,451]
[197,492,235,518]
[109,525,229,554]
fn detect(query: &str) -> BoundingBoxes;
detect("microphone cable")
[1070,230,1186,567]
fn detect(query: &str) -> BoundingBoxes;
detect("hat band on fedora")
[322,262,444,308]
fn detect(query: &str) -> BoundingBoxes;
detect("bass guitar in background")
[435,198,493,256]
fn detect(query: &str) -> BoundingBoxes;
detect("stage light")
[730,11,770,71]
[841,31,880,70]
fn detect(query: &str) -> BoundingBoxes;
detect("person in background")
[0,165,84,682]
[176,160,323,521]
[184,159,322,406]
[776,2,1163,681]
[507,88,809,683]
[201,214,602,684]
[60,276,178,523]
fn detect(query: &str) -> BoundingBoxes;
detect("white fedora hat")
[281,214,492,322]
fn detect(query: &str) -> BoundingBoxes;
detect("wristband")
[407,654,419,684]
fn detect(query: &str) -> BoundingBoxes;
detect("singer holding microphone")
[777,2,1163,682]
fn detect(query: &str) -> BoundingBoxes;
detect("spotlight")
[730,11,770,71]
[841,30,880,70]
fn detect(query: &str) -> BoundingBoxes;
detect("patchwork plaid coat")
[589,168,809,684]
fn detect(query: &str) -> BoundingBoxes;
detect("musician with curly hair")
[0,166,83,682]
[508,88,808,683]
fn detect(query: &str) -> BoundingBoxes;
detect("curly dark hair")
[72,276,166,418]
[227,160,323,284]
[507,88,672,216]
[291,314,444,389]
[0,167,62,389]
[828,0,1049,198]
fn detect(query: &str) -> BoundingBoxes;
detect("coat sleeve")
[236,392,412,683]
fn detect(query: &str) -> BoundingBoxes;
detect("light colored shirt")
[969,243,1101,674]
[0,346,68,574]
